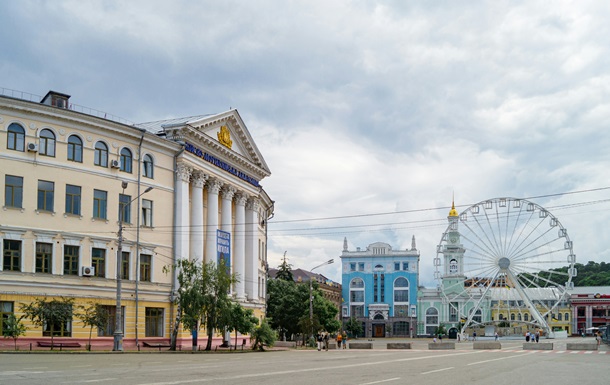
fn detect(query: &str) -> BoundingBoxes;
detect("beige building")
[0,90,273,349]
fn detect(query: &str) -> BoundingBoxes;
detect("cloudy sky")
[2,1,610,287]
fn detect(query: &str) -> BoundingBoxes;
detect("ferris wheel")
[434,197,576,337]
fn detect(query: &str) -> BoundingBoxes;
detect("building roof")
[268,268,341,288]
[135,114,213,134]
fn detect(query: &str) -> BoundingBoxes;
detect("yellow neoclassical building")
[0,89,273,349]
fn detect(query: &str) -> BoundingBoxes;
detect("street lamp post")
[114,182,153,352]
[309,259,334,339]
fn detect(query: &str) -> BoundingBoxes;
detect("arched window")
[564,312,569,321]
[67,135,83,162]
[120,148,132,173]
[349,278,365,318]
[511,313,515,321]
[518,313,522,321]
[449,259,458,274]
[469,308,482,324]
[7,123,25,151]
[425,307,439,335]
[39,129,56,157]
[393,277,409,303]
[94,142,108,167]
[143,154,154,178]
[373,313,384,320]
[524,313,529,321]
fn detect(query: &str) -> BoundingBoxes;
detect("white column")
[234,192,247,300]
[204,178,222,264]
[245,197,259,300]
[190,171,207,263]
[174,163,191,286]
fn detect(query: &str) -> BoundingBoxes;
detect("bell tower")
[441,198,466,294]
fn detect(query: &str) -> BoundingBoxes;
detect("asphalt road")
[1,339,607,385]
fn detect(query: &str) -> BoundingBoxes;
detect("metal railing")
[1,87,134,126]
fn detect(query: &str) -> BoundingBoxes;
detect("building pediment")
[137,109,271,180]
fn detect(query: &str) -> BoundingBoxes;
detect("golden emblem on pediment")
[217,125,232,149]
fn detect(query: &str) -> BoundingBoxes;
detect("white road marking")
[421,367,454,375]
[359,377,401,385]
[468,352,535,366]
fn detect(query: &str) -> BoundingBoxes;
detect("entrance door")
[373,324,385,337]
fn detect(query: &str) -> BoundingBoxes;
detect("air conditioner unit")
[110,160,120,168]
[82,266,95,276]
[27,143,38,152]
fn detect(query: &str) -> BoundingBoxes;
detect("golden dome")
[449,200,458,217]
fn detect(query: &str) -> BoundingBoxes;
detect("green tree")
[76,302,109,351]
[166,259,208,351]
[275,257,294,282]
[202,261,236,351]
[222,302,259,350]
[266,279,308,340]
[251,319,276,351]
[2,314,27,350]
[20,297,74,349]
[344,316,363,338]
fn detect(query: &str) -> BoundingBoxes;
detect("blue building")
[340,237,420,338]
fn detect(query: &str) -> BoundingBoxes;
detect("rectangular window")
[3,240,21,271]
[63,245,79,275]
[350,291,364,302]
[402,262,409,271]
[394,262,400,271]
[373,274,378,303]
[35,242,52,273]
[1,301,14,335]
[350,263,356,272]
[4,175,23,208]
[449,303,458,322]
[350,305,364,318]
[121,251,130,280]
[98,305,124,336]
[92,248,105,278]
[145,307,164,337]
[43,309,72,337]
[119,194,131,223]
[65,184,81,216]
[380,274,385,302]
[358,262,365,271]
[93,190,107,219]
[140,254,152,282]
[142,199,153,227]
[37,180,54,212]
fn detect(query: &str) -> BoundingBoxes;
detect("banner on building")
[217,229,231,272]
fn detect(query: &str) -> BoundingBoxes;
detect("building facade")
[341,238,420,338]
[570,287,610,336]
[0,89,273,348]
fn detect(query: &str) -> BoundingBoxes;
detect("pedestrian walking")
[494,332,498,341]
[342,331,348,349]
[473,331,476,341]
[525,331,530,342]
[535,331,540,343]
[323,332,329,351]
[316,332,323,351]
[336,333,342,349]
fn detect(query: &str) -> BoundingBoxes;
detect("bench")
[142,341,172,351]
[37,341,82,351]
